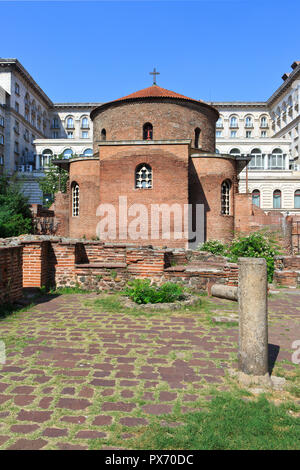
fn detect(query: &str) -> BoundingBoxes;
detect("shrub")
[0,175,33,237]
[198,232,280,282]
[227,232,280,283]
[124,279,185,304]
[198,240,227,256]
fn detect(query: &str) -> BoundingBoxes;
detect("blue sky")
[1,0,300,103]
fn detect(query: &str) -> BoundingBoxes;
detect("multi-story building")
[212,61,300,213]
[34,103,97,171]
[0,58,299,212]
[0,59,98,203]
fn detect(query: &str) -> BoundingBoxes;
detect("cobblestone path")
[0,289,299,450]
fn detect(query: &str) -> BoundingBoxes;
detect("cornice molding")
[0,59,53,108]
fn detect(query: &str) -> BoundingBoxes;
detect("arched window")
[294,190,300,209]
[67,117,74,129]
[249,148,263,169]
[230,116,238,128]
[83,148,93,156]
[63,148,73,159]
[216,117,223,128]
[194,127,201,148]
[135,163,152,189]
[260,116,267,128]
[273,190,281,209]
[72,183,80,217]
[229,148,241,155]
[143,123,153,140]
[42,149,53,168]
[269,148,284,169]
[252,189,260,207]
[101,128,106,141]
[221,180,231,215]
[245,116,253,128]
[81,117,89,129]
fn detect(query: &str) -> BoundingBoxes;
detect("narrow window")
[230,116,238,128]
[273,190,281,209]
[143,123,153,140]
[260,116,267,128]
[135,163,152,189]
[252,189,260,207]
[101,128,106,140]
[221,180,231,215]
[82,117,89,129]
[72,183,80,216]
[194,127,201,148]
[294,190,300,209]
[67,117,74,129]
[245,116,253,128]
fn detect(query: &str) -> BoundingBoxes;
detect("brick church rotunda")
[53,83,249,248]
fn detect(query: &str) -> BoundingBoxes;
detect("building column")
[35,154,40,170]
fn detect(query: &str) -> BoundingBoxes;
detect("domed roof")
[90,85,218,120]
[113,84,206,104]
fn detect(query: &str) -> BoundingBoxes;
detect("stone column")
[238,257,268,375]
[35,154,40,170]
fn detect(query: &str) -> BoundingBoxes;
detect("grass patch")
[93,295,123,313]
[130,394,300,450]
[88,292,212,318]
[47,286,91,295]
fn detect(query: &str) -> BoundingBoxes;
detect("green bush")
[199,232,280,282]
[124,279,185,304]
[0,175,33,237]
[198,239,227,256]
[228,232,280,282]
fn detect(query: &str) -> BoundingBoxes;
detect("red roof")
[90,84,218,120]
[113,85,206,104]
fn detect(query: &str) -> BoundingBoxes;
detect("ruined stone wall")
[0,246,23,304]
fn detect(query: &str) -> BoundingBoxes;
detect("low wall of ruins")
[0,236,240,304]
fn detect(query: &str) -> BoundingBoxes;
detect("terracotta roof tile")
[113,85,206,104]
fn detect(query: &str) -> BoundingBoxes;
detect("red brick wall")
[52,192,70,237]
[189,156,237,242]
[22,242,49,288]
[68,160,101,239]
[234,194,292,254]
[19,239,239,293]
[0,246,23,304]
[50,242,77,287]
[93,100,217,153]
[98,144,189,248]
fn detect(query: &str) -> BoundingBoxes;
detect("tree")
[38,157,69,206]
[0,174,33,237]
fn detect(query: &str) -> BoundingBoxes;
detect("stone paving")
[0,289,299,450]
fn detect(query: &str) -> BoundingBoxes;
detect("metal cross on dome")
[150,67,160,85]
